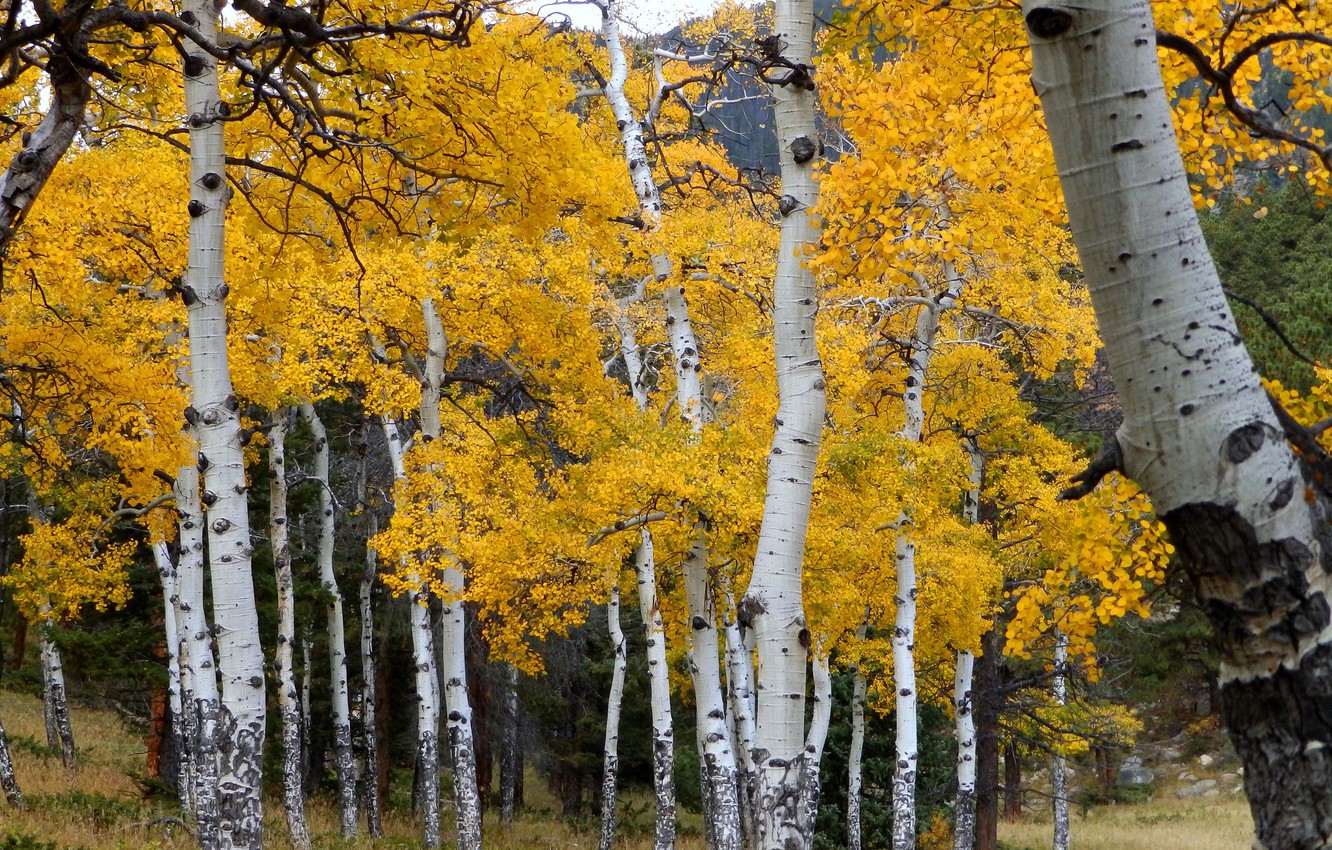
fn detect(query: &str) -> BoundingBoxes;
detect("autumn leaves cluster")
[0,0,1179,729]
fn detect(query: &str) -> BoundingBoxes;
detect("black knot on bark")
[201,490,218,506]
[692,616,708,630]
[449,710,463,721]
[1026,7,1075,38]
[200,172,224,191]
[791,135,818,164]
[778,194,799,217]
[188,200,207,218]
[183,53,206,78]
[212,518,233,533]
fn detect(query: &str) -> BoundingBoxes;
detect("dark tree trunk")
[1002,741,1022,822]
[973,625,1002,850]
[10,619,24,672]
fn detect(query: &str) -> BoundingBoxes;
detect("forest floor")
[1,686,1254,850]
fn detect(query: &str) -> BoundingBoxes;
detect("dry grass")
[998,793,1256,850]
[0,688,705,850]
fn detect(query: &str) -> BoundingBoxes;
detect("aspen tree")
[269,408,311,850]
[1024,0,1332,845]
[741,2,828,847]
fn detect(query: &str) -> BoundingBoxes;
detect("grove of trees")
[0,0,1331,849]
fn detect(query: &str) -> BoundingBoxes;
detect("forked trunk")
[300,402,358,837]
[269,410,311,850]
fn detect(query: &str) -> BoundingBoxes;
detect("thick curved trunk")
[742,5,826,848]
[1025,3,1332,848]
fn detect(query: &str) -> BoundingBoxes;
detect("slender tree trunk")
[300,630,314,792]
[637,533,678,850]
[383,413,442,847]
[1051,632,1069,850]
[270,410,312,850]
[0,713,18,805]
[612,279,678,850]
[300,402,358,837]
[39,619,75,775]
[955,443,984,850]
[499,663,519,825]
[742,6,826,849]
[181,1,265,842]
[721,582,758,850]
[804,654,832,837]
[358,431,385,838]
[153,542,194,815]
[1023,3,1332,847]
[175,463,221,850]
[418,299,483,850]
[9,619,24,673]
[847,622,868,850]
[599,585,629,850]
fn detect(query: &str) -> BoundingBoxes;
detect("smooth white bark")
[299,401,358,837]
[419,298,483,850]
[599,584,629,850]
[174,462,221,849]
[743,5,826,848]
[382,413,442,847]
[358,431,384,837]
[153,542,194,814]
[954,443,983,850]
[848,621,868,850]
[182,0,265,842]
[270,410,312,850]
[636,531,678,850]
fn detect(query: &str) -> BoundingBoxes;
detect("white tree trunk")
[848,622,868,850]
[182,0,265,842]
[892,243,967,850]
[39,617,75,776]
[299,401,359,837]
[153,542,195,816]
[599,585,629,850]
[358,430,385,838]
[613,291,678,850]
[383,411,443,847]
[1024,3,1332,848]
[499,663,519,825]
[0,714,18,805]
[260,410,310,845]
[804,654,832,837]
[419,298,483,850]
[954,442,983,850]
[721,582,758,850]
[1051,631,1069,850]
[637,531,678,850]
[269,409,311,850]
[742,5,826,846]
[174,463,221,849]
